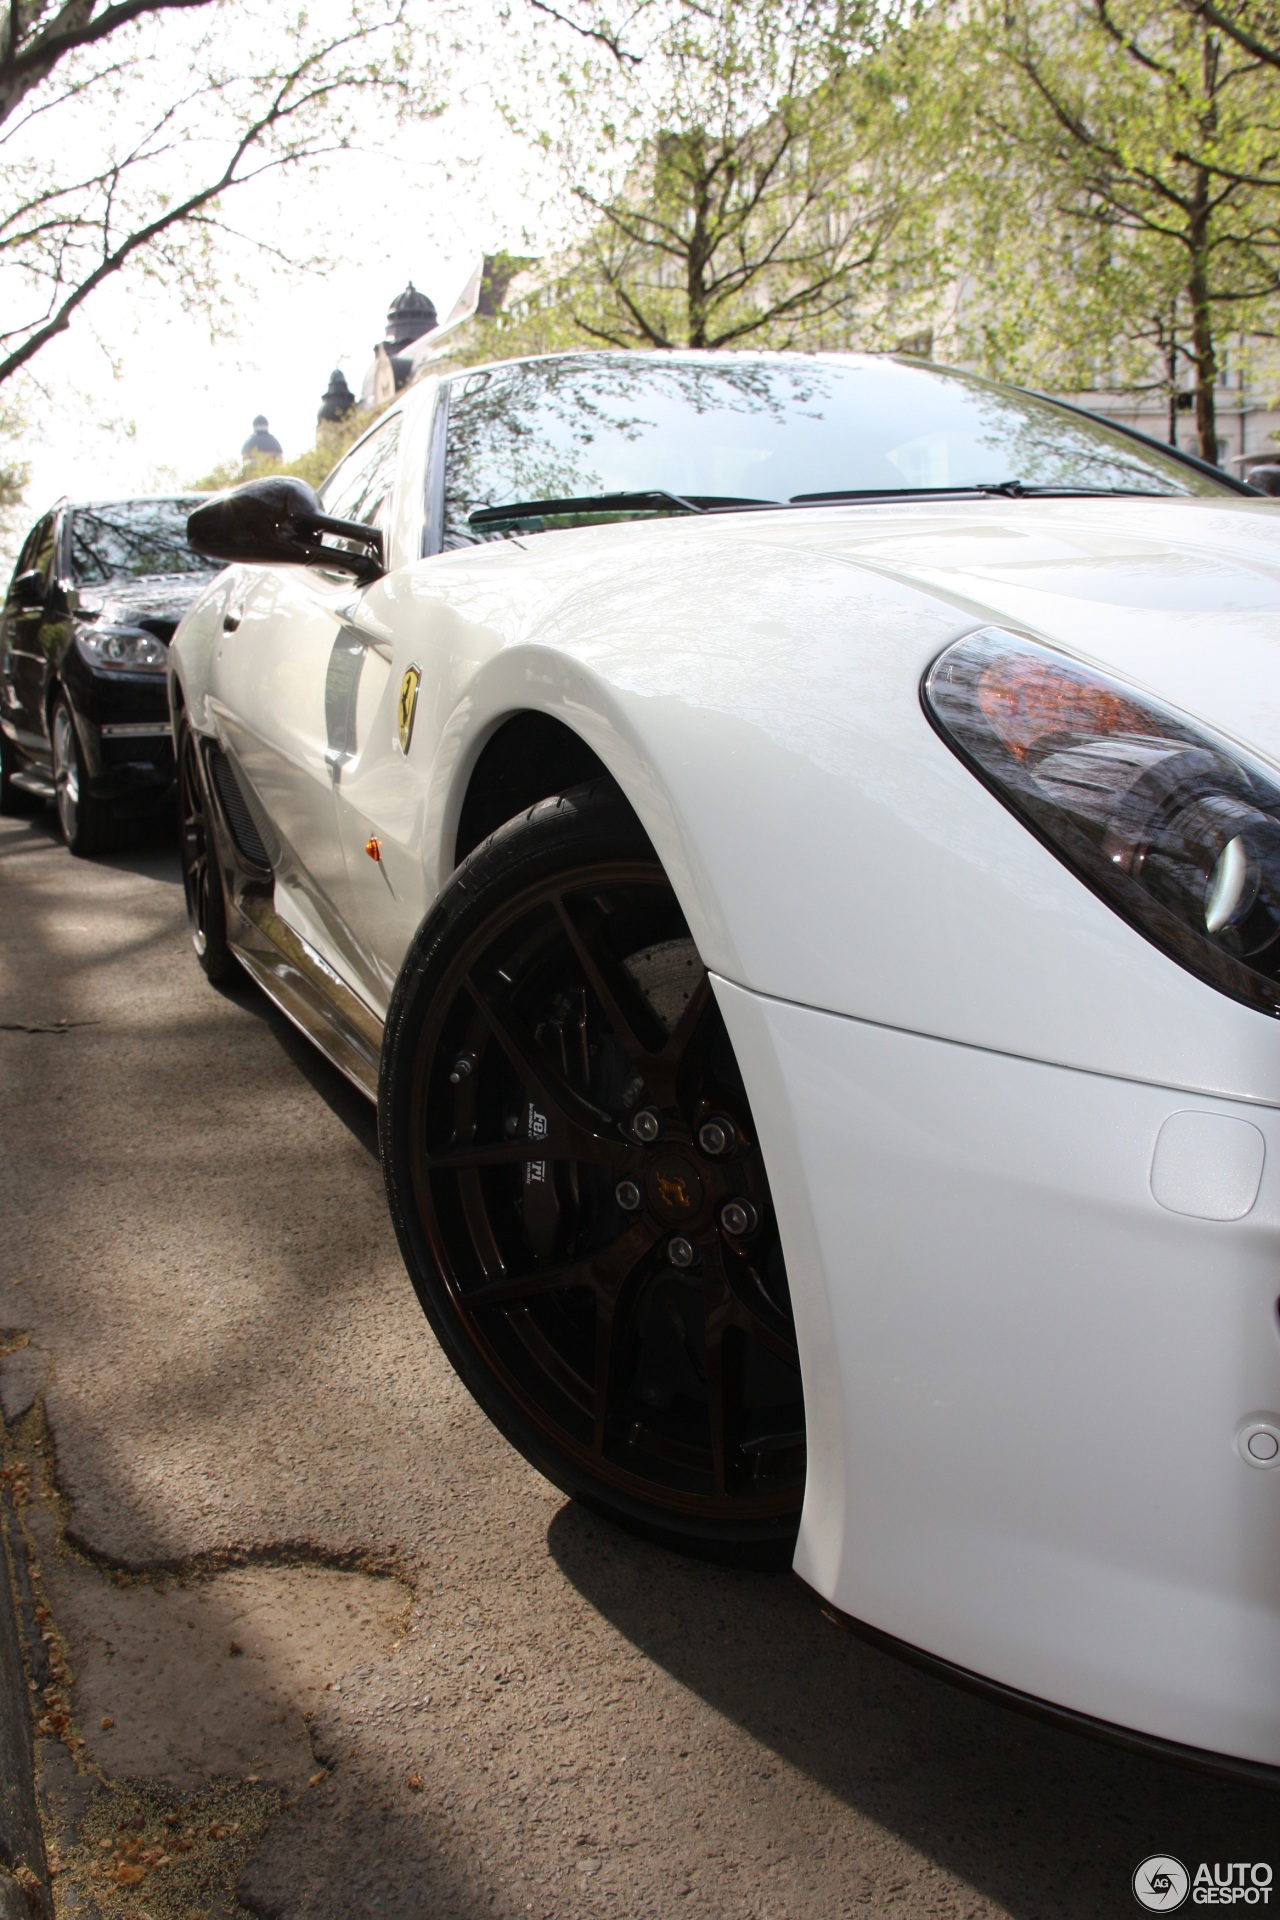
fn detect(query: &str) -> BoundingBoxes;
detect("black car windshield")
[443,353,1230,545]
[70,497,213,584]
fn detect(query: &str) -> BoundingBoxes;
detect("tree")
[929,0,1280,461]
[0,0,434,395]
[505,0,929,353]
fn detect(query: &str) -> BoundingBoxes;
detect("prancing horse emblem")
[397,664,422,754]
[656,1171,693,1211]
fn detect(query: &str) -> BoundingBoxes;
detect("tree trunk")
[1187,172,1218,464]
[683,133,713,349]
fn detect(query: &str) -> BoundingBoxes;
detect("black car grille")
[207,746,273,870]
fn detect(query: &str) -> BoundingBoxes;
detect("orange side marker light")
[365,837,382,862]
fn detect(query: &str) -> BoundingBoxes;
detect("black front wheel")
[50,692,115,856]
[379,782,806,1563]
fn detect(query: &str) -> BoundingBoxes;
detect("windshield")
[442,354,1229,544]
[70,497,213,584]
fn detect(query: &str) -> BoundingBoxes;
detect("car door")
[206,415,404,981]
[0,511,59,757]
[321,415,435,1011]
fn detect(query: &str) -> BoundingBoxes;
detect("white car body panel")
[716,978,1280,1764]
[169,368,1280,1769]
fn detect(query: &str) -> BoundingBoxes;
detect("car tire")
[379,779,806,1564]
[177,716,235,984]
[50,692,115,855]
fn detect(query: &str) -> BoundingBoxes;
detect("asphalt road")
[1,802,1276,1920]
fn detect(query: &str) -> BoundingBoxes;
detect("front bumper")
[714,977,1280,1769]
[61,650,174,806]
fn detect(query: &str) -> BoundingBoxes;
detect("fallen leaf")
[116,1863,145,1885]
[206,1824,225,1840]
[101,1715,115,1730]
[407,1773,424,1792]
[308,1771,326,1788]
[243,1774,260,1784]
[228,1641,243,1657]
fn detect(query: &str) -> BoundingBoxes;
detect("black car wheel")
[380,781,806,1562]
[50,692,114,855]
[177,718,234,983]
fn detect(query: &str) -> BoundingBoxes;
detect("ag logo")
[397,664,421,754]
[1133,1858,1190,1912]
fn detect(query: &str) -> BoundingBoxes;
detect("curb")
[0,1474,49,1918]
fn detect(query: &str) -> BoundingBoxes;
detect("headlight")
[923,626,1280,1017]
[76,626,168,672]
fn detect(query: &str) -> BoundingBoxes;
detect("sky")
[17,117,541,509]
[3,1,583,564]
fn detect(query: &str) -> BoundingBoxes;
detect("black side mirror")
[186,476,385,582]
[9,569,44,608]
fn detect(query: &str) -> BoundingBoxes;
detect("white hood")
[749,493,1280,772]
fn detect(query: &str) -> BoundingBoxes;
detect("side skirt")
[229,892,382,1102]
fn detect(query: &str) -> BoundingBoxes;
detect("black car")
[0,494,216,853]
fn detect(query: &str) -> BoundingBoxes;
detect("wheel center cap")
[646,1153,705,1224]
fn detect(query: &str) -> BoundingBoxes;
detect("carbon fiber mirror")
[186,476,384,582]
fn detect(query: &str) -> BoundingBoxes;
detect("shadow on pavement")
[215,967,380,1161]
[547,1499,1279,1920]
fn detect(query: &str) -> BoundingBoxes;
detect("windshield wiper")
[468,490,784,529]
[469,490,704,528]
[789,482,1165,504]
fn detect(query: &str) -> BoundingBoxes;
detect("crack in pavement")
[0,1360,411,1920]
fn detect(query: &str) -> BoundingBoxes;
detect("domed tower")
[241,414,282,460]
[318,369,356,426]
[384,282,437,352]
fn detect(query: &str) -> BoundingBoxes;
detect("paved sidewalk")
[0,804,1274,1920]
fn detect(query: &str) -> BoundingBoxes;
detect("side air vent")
[207,746,273,870]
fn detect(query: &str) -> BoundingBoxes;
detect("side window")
[318,413,402,537]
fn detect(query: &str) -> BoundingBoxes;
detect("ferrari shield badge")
[397,664,421,755]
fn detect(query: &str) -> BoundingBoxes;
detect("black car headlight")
[75,626,168,672]
[923,627,1280,1018]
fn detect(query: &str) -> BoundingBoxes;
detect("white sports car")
[170,350,1280,1778]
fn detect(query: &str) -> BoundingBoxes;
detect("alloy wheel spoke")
[466,1213,663,1311]
[464,973,618,1137]
[722,1285,799,1370]
[553,892,669,1072]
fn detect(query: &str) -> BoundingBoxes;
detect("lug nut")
[697,1117,735,1156]
[720,1199,759,1238]
[632,1107,661,1143]
[615,1179,642,1211]
[667,1236,696,1269]
[449,1052,477,1085]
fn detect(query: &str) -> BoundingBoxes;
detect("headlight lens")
[923,627,1280,1017]
[76,626,168,672]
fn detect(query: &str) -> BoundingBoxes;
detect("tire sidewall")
[177,716,234,983]
[378,784,800,1563]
